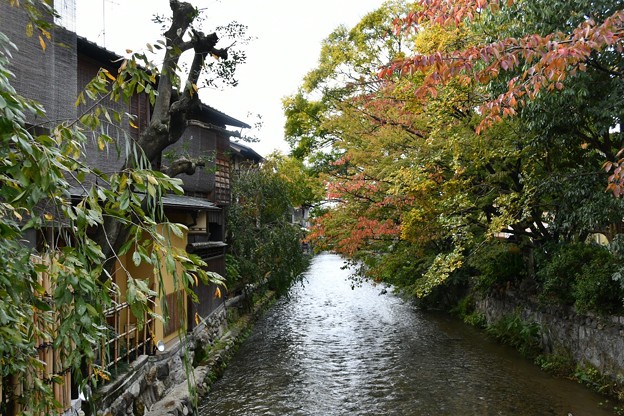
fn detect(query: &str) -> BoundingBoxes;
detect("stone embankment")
[477,291,624,379]
[91,291,274,416]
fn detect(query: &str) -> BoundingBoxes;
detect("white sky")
[75,0,383,157]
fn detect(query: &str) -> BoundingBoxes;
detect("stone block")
[154,380,166,400]
[129,381,142,398]
[156,363,170,380]
[146,366,158,384]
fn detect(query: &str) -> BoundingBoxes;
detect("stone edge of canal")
[145,291,277,416]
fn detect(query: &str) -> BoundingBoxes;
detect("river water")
[199,253,614,415]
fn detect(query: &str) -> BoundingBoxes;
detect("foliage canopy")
[286,0,624,311]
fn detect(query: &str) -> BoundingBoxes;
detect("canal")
[199,253,614,415]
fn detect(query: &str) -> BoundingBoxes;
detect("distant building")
[229,140,264,172]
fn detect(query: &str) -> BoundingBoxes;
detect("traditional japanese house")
[0,1,249,412]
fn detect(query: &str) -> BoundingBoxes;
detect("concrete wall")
[476,291,624,379]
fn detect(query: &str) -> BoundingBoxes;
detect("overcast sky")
[75,0,383,157]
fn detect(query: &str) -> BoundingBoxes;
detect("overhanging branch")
[165,158,206,177]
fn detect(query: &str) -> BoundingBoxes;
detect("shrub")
[227,167,311,297]
[451,294,486,328]
[467,240,526,293]
[573,264,623,315]
[486,311,542,358]
[536,242,623,314]
[535,349,576,377]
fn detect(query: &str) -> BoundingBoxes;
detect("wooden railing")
[0,265,156,414]
[3,247,223,413]
[101,294,155,371]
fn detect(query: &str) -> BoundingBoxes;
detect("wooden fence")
[1,256,155,415]
[2,242,223,413]
[101,293,155,371]
[0,255,73,415]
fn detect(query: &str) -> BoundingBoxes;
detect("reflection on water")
[200,253,613,415]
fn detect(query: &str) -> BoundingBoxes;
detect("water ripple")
[200,253,612,416]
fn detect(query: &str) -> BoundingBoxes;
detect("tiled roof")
[70,187,219,211]
[161,195,220,211]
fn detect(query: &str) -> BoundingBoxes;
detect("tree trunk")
[95,0,230,280]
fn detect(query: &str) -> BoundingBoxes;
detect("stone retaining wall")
[86,291,274,416]
[476,291,624,379]
[91,304,228,416]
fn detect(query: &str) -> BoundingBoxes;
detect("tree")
[87,0,249,274]
[227,161,311,296]
[0,1,247,413]
[386,0,622,124]
[283,0,416,159]
[287,1,485,294]
[385,0,623,180]
[289,0,624,304]
[261,152,325,209]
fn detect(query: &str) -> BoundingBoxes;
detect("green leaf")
[132,251,141,267]
[76,302,86,316]
[126,279,137,305]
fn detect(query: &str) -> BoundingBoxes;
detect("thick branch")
[97,2,238,283]
[174,29,228,114]
[152,1,196,123]
[165,158,205,177]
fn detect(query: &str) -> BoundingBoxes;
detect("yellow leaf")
[131,172,143,185]
[97,135,106,151]
[119,174,128,191]
[93,367,110,381]
[38,35,46,52]
[26,22,33,37]
[102,69,116,81]
[194,312,200,326]
[214,287,222,299]
[193,274,199,286]
[74,92,85,107]
[44,213,53,221]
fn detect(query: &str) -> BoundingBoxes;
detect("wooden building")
[0,1,250,413]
